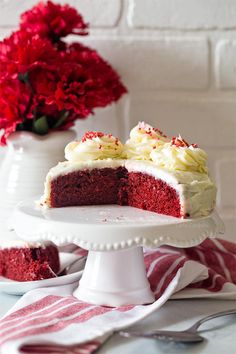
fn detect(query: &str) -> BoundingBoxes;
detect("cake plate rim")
[11,198,225,252]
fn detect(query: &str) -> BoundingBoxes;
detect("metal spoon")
[119,309,236,343]
[57,256,87,276]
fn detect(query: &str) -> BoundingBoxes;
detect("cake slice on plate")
[41,122,216,218]
[0,240,60,281]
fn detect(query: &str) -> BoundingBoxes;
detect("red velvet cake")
[41,123,216,218]
[0,240,60,281]
[50,166,127,207]
[48,167,182,217]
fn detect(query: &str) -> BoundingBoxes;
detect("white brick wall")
[0,0,122,27]
[0,0,236,240]
[216,40,236,89]
[81,38,209,90]
[128,0,236,30]
[126,97,236,148]
[216,159,236,208]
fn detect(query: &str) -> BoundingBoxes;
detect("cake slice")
[41,123,216,218]
[42,132,127,208]
[0,240,60,281]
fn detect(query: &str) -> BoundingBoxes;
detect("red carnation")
[0,30,58,78]
[20,1,88,42]
[35,44,127,124]
[63,43,127,104]
[0,1,127,144]
[0,78,34,144]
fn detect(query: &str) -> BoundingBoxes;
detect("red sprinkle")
[141,124,167,139]
[171,136,190,148]
[82,131,104,142]
[153,127,167,138]
[146,130,153,136]
[171,137,198,148]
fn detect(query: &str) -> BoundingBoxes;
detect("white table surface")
[1,292,236,353]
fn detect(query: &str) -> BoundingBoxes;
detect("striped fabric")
[0,238,236,354]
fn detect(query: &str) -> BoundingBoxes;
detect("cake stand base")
[12,202,224,307]
[73,247,155,307]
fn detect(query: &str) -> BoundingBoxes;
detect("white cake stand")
[12,200,224,307]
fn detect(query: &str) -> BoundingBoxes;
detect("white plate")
[0,252,84,296]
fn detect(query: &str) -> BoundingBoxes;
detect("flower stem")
[18,71,35,122]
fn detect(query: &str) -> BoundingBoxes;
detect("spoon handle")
[119,330,204,343]
[187,309,236,332]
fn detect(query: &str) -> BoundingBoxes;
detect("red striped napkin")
[0,238,236,354]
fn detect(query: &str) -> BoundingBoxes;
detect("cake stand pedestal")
[12,201,224,307]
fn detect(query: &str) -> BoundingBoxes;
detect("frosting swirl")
[124,122,169,160]
[64,124,208,174]
[65,131,124,161]
[150,141,208,174]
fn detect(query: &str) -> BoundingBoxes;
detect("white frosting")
[150,143,208,174]
[0,239,53,249]
[65,133,124,161]
[124,122,169,160]
[124,123,208,175]
[45,159,125,179]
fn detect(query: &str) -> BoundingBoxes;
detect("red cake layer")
[50,168,181,218]
[0,244,60,281]
[50,167,127,207]
[126,172,181,218]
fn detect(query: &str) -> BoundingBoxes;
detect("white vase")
[0,130,76,224]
